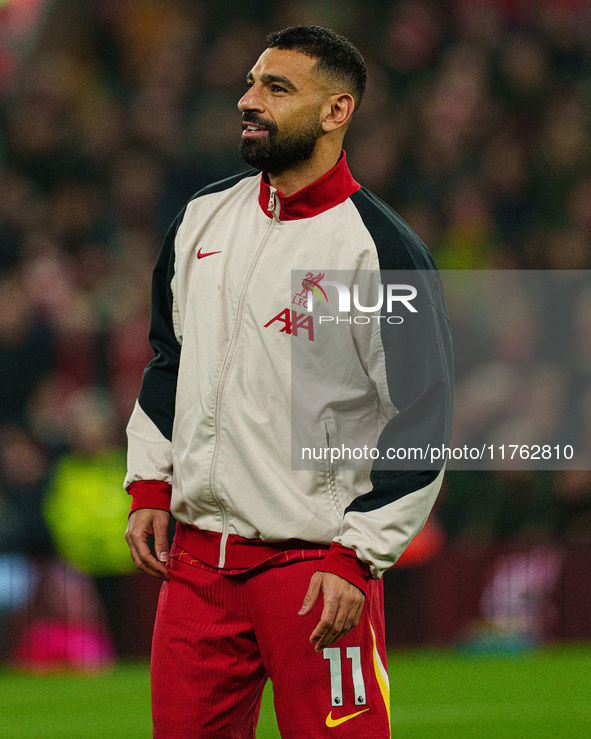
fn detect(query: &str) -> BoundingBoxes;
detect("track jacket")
[125,152,453,593]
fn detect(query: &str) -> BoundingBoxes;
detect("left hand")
[298,571,365,652]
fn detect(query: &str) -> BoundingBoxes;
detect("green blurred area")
[1,646,590,738]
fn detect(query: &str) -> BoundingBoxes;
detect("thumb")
[154,518,169,563]
[299,573,322,615]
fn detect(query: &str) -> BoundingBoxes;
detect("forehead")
[248,47,319,87]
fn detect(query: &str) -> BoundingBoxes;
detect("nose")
[237,85,264,113]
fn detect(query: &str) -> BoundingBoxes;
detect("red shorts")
[151,548,391,738]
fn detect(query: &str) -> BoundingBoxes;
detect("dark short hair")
[265,26,367,109]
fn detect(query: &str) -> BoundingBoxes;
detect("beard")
[240,111,321,174]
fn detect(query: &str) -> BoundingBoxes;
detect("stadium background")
[1,0,591,736]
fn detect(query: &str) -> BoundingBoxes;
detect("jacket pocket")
[323,418,344,517]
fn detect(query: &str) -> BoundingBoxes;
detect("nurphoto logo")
[306,279,418,325]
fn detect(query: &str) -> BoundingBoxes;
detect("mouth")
[242,122,269,139]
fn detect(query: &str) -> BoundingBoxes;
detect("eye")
[271,84,287,93]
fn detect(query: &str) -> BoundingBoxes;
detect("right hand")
[125,508,171,580]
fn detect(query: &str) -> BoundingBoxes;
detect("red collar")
[258,151,360,221]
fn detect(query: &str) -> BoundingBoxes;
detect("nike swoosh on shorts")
[325,708,369,727]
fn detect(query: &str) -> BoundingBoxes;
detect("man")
[125,25,452,739]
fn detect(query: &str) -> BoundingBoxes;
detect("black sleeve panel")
[137,210,185,442]
[137,169,259,442]
[348,188,454,513]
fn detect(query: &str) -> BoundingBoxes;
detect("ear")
[321,93,355,133]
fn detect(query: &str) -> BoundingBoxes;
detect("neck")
[268,143,342,197]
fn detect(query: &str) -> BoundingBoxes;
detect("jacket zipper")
[209,199,279,567]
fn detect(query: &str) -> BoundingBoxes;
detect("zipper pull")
[267,187,280,220]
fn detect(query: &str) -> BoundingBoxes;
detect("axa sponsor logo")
[264,272,325,342]
[264,309,315,341]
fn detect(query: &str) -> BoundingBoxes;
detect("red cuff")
[315,542,372,595]
[128,480,172,515]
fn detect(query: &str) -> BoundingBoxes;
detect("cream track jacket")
[125,153,452,590]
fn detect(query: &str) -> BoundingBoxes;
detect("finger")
[153,517,170,564]
[332,605,362,644]
[298,572,322,615]
[309,597,338,650]
[313,601,350,651]
[313,588,366,650]
[342,598,364,638]
[338,599,363,637]
[134,536,169,579]
[126,524,168,580]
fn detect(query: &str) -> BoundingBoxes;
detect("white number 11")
[323,646,367,707]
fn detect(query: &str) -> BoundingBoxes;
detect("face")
[237,48,326,174]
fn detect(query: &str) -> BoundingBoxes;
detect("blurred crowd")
[1,0,591,664]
